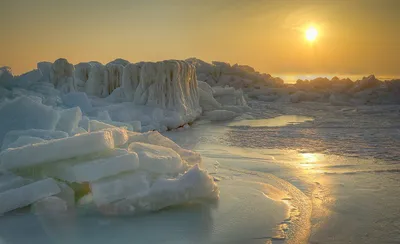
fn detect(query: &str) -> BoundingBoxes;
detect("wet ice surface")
[228,115,314,127]
[168,100,400,243]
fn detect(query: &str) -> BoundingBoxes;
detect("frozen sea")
[1,100,400,244]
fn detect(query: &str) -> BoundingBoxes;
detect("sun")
[305,27,318,42]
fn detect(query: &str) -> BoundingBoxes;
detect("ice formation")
[0,57,225,215]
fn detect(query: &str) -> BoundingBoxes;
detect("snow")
[129,142,185,174]
[0,130,123,170]
[47,151,139,183]
[0,178,60,215]
[0,97,60,144]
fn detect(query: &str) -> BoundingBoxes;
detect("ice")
[139,131,201,165]
[197,80,214,95]
[61,92,93,113]
[213,86,248,107]
[85,62,108,97]
[55,107,82,135]
[90,172,150,206]
[0,97,60,144]
[0,172,26,193]
[130,60,201,124]
[113,164,218,213]
[32,196,68,215]
[74,62,92,92]
[50,58,76,93]
[89,120,133,132]
[0,66,14,88]
[0,178,61,215]
[122,63,141,101]
[13,69,43,88]
[0,130,125,170]
[105,63,124,95]
[198,84,222,112]
[37,62,52,82]
[128,142,186,174]
[1,129,68,151]
[108,58,130,67]
[145,164,218,208]
[289,91,314,103]
[4,136,45,150]
[95,110,112,121]
[89,120,117,132]
[55,182,75,208]
[47,151,139,183]
[204,110,238,121]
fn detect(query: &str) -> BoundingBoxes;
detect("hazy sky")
[1,0,399,77]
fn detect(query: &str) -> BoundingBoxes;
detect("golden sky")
[1,0,399,77]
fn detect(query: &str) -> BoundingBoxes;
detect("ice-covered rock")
[0,97,60,144]
[129,142,186,174]
[0,178,61,215]
[0,130,127,170]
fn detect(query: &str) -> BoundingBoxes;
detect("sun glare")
[305,27,318,42]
